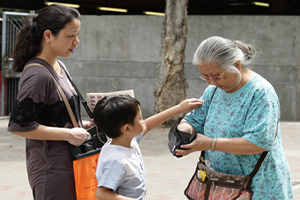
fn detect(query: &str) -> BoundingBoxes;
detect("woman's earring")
[47,39,50,43]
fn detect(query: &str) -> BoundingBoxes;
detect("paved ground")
[0,117,299,200]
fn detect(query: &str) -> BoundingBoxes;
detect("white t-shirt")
[95,135,146,200]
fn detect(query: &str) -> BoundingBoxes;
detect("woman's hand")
[175,133,213,156]
[82,120,94,129]
[66,127,91,146]
[177,98,204,113]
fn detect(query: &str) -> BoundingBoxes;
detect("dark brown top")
[8,58,82,199]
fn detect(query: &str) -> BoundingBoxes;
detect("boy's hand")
[177,98,204,113]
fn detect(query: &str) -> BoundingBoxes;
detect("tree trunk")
[153,0,189,127]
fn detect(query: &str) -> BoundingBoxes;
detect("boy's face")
[130,106,145,137]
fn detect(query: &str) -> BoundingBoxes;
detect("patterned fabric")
[183,74,294,200]
[186,176,244,200]
[185,175,207,199]
[185,163,250,200]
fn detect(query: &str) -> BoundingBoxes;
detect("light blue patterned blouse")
[183,74,293,200]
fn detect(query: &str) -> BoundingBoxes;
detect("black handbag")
[168,88,218,158]
[70,125,107,160]
[61,66,108,160]
[168,120,197,158]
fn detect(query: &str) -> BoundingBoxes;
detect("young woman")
[8,4,92,200]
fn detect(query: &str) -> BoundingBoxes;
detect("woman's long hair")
[12,4,80,72]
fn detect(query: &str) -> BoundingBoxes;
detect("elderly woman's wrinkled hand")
[175,133,210,156]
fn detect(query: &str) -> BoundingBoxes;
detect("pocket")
[236,189,252,200]
[185,174,207,200]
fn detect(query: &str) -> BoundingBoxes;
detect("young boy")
[93,95,203,200]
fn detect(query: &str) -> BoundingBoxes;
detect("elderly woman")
[176,36,293,199]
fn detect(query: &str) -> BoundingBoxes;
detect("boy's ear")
[121,124,131,134]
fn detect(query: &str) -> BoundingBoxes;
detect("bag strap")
[245,151,267,188]
[199,86,217,162]
[24,63,79,127]
[210,86,217,103]
[245,125,278,188]
[60,65,93,119]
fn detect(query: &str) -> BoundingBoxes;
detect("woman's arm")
[175,132,267,156]
[95,187,135,200]
[211,137,267,154]
[177,121,197,135]
[11,125,90,146]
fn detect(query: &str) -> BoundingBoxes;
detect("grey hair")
[193,36,256,81]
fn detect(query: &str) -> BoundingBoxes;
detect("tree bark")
[153,0,189,127]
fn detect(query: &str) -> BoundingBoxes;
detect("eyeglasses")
[198,71,226,81]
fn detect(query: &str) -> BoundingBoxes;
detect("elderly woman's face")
[198,64,240,93]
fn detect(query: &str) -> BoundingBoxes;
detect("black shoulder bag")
[60,66,108,160]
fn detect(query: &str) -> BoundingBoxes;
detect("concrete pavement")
[0,117,299,200]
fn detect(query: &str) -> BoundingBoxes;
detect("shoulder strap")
[245,151,267,188]
[211,87,217,101]
[24,63,79,127]
[199,87,217,161]
[245,125,278,188]
[60,65,93,119]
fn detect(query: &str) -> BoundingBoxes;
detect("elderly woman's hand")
[175,133,213,156]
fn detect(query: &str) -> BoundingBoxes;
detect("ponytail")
[12,17,43,72]
[233,40,256,66]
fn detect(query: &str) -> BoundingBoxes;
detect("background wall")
[60,15,300,121]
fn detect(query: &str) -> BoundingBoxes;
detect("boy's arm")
[95,186,135,200]
[143,98,204,136]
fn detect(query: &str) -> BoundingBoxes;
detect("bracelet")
[211,138,217,152]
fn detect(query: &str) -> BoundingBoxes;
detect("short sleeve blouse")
[183,74,293,199]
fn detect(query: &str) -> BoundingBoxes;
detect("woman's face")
[49,18,81,58]
[198,63,241,93]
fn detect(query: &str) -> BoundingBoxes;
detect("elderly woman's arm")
[177,121,197,135]
[176,123,267,156]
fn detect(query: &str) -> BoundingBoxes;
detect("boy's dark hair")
[93,95,140,138]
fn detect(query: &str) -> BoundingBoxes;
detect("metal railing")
[1,12,36,116]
